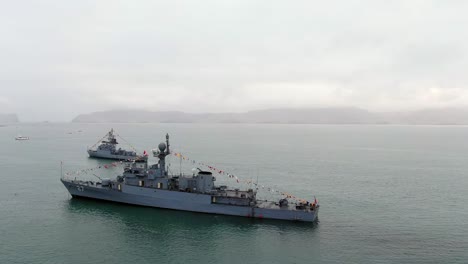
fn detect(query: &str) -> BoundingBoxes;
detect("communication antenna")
[166,133,170,154]
[92,174,103,181]
[179,151,182,176]
[256,168,259,191]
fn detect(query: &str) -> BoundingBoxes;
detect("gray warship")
[64,134,319,222]
[87,129,146,161]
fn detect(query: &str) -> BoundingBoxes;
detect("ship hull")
[61,180,318,222]
[87,150,139,161]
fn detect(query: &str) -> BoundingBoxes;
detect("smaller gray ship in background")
[87,129,146,161]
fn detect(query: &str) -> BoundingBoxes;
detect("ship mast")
[107,128,117,144]
[166,133,170,154]
[154,133,171,176]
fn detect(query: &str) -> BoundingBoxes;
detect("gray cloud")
[1,0,468,121]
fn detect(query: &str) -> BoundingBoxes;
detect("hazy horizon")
[1,1,468,122]
[6,106,468,124]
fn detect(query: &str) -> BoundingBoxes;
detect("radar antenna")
[153,133,171,176]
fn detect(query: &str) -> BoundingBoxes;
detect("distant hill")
[72,110,192,123]
[0,113,19,123]
[72,107,381,124]
[71,107,468,125]
[379,108,468,125]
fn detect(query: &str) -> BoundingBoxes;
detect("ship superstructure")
[64,134,319,222]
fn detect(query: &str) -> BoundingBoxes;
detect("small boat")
[15,135,29,140]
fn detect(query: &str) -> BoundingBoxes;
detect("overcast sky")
[1,0,467,121]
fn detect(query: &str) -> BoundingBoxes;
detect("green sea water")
[1,123,467,264]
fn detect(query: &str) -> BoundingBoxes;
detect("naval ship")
[63,134,319,222]
[87,129,146,161]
